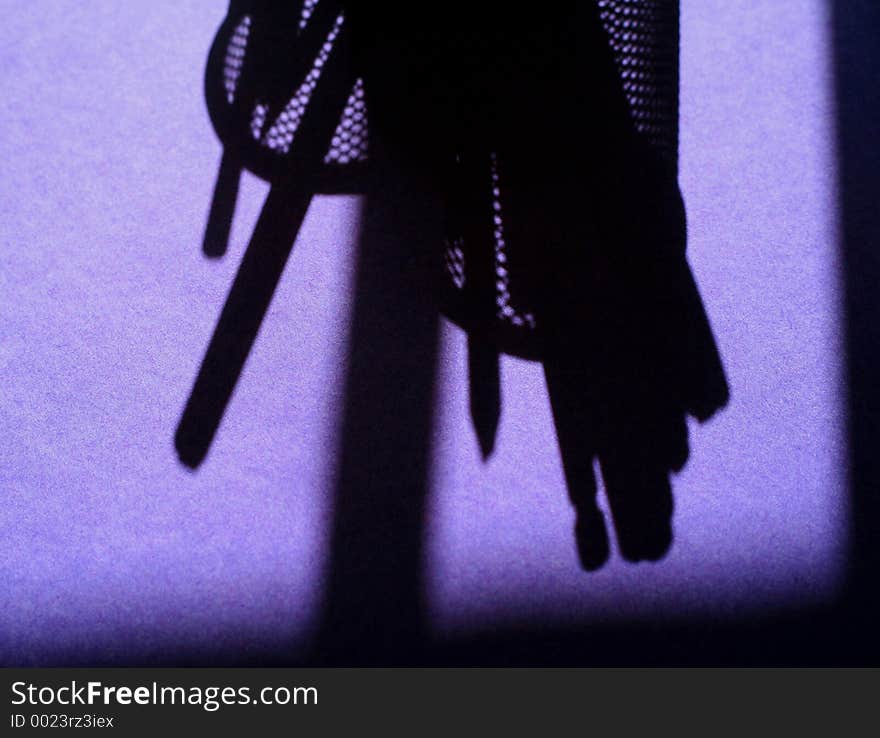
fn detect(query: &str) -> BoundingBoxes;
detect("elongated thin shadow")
[176,0,356,468]
[176,184,313,468]
[202,151,241,259]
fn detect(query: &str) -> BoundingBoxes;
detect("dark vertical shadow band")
[313,165,442,665]
[832,0,880,656]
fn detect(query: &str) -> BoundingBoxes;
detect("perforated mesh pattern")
[597,0,679,160]
[490,153,536,328]
[441,1,678,339]
[299,0,319,30]
[444,237,466,290]
[259,13,346,153]
[220,2,368,165]
[217,2,675,346]
[223,16,250,104]
[325,77,368,164]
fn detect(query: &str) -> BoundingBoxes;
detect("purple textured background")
[0,0,846,664]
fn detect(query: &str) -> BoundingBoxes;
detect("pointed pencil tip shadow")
[468,333,501,459]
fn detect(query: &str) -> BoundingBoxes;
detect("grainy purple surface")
[0,1,846,664]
